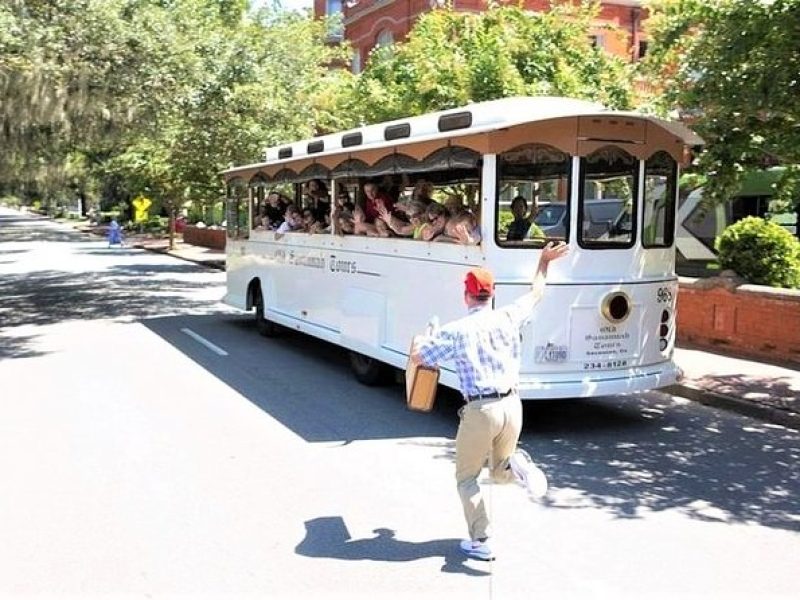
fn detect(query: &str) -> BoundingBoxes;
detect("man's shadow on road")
[295,516,489,576]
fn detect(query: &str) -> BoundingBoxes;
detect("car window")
[586,201,623,223]
[534,204,566,227]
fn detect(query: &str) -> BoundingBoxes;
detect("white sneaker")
[509,448,548,499]
[459,539,495,561]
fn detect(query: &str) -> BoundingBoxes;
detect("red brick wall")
[183,225,226,250]
[328,1,646,69]
[677,278,800,366]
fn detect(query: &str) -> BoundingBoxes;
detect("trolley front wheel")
[254,288,280,338]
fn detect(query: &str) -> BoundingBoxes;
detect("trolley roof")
[223,96,703,181]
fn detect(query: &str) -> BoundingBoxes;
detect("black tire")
[253,287,280,337]
[349,351,389,386]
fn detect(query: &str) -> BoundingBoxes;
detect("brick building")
[313,0,647,73]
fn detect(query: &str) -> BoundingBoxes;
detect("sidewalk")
[121,230,800,431]
[669,347,800,430]
[127,233,225,270]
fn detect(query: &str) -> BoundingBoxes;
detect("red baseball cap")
[464,267,494,298]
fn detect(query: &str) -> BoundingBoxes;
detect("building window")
[351,50,362,74]
[326,0,343,40]
[638,40,649,60]
[376,29,394,48]
[588,34,605,49]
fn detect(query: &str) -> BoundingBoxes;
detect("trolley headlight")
[601,291,631,324]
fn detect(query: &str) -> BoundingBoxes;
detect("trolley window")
[578,146,638,248]
[642,151,678,248]
[226,179,249,240]
[496,144,571,247]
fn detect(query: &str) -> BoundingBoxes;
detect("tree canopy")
[644,0,800,209]
[350,4,635,123]
[15,1,795,217]
[0,0,352,215]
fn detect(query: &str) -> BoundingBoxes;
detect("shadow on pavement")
[8,210,797,536]
[295,516,488,575]
[75,248,143,257]
[0,214,90,244]
[142,313,800,535]
[526,393,800,533]
[0,213,222,350]
[0,332,47,360]
[0,213,45,225]
[690,373,799,410]
[0,267,219,334]
[142,314,463,445]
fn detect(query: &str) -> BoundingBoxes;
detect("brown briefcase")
[406,336,439,412]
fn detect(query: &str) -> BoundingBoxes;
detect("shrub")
[99,211,120,224]
[497,210,514,236]
[0,195,21,208]
[187,204,205,225]
[144,215,167,234]
[715,216,800,289]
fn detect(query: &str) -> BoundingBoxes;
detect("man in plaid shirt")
[411,241,568,561]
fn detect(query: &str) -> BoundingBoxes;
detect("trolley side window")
[496,144,571,247]
[578,146,638,249]
[226,179,249,240]
[642,151,678,248]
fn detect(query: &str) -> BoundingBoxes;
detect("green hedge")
[715,216,800,289]
[0,195,22,208]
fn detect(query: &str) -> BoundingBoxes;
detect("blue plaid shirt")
[416,294,537,398]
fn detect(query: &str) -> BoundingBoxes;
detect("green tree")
[107,6,354,247]
[644,0,800,208]
[0,0,208,204]
[163,8,355,213]
[350,4,635,123]
[0,1,353,224]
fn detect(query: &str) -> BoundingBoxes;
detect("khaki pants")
[455,392,522,541]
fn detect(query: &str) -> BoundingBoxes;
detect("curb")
[75,223,223,271]
[131,243,225,271]
[664,384,800,432]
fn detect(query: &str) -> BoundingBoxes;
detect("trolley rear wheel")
[349,351,389,386]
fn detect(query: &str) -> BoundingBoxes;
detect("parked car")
[533,202,567,238]
[534,199,626,240]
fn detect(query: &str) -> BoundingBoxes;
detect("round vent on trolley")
[601,291,631,324]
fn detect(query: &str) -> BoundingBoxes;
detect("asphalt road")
[1,208,799,600]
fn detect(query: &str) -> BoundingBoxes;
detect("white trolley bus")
[222,97,702,399]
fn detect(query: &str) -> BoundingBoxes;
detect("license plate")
[535,344,569,363]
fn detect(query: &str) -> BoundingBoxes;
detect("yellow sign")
[132,195,152,223]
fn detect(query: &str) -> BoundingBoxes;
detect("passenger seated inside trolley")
[244,170,487,245]
[275,204,303,233]
[247,173,561,247]
[439,208,481,244]
[507,195,540,241]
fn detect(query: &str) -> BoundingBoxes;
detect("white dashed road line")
[181,328,228,356]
